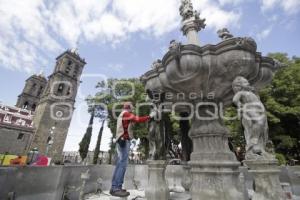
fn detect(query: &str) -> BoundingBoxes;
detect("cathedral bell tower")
[30,50,86,161]
[16,74,47,111]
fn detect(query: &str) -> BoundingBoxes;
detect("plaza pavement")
[85,190,191,200]
[85,190,300,200]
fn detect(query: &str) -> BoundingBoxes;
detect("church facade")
[0,104,34,155]
[0,50,86,161]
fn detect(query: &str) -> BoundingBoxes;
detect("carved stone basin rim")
[141,37,277,105]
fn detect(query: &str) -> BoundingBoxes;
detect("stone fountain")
[141,0,283,200]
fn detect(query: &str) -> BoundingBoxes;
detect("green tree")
[93,120,105,164]
[93,78,183,162]
[92,98,108,164]
[260,53,300,162]
[224,106,246,149]
[179,113,192,162]
[79,106,95,162]
[93,78,150,162]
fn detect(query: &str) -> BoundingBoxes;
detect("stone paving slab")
[293,195,300,200]
[86,190,299,200]
[85,190,191,200]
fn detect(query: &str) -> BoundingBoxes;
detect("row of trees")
[78,78,188,163]
[78,53,300,165]
[78,97,107,164]
[260,53,300,163]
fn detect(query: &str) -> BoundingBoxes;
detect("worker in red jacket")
[110,102,153,197]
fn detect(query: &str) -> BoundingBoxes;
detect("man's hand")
[118,137,126,148]
[149,110,156,119]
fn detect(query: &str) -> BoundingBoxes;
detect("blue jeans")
[111,140,131,191]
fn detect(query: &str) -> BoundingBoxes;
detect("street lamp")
[46,126,55,156]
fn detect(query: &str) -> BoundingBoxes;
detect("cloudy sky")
[0,0,299,152]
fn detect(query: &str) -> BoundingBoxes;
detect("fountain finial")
[179,0,194,20]
[179,0,206,46]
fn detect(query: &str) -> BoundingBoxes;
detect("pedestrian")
[110,102,154,197]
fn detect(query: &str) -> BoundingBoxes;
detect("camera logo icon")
[50,102,73,121]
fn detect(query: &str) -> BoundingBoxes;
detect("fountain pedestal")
[244,159,286,200]
[141,1,279,199]
[181,163,192,191]
[145,160,169,200]
[188,109,244,200]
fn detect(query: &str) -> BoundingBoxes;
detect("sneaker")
[113,188,128,192]
[110,188,128,192]
[109,189,130,197]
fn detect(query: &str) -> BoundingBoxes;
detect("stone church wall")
[0,124,33,155]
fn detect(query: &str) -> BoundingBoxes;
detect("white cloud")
[268,15,278,22]
[218,0,242,6]
[257,26,273,40]
[261,0,300,14]
[107,64,124,72]
[48,0,111,46]
[0,0,62,73]
[192,0,241,31]
[0,0,241,73]
[281,0,300,14]
[261,0,278,11]
[84,13,127,45]
[111,0,180,36]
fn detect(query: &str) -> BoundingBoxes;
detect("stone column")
[182,17,201,46]
[145,160,169,200]
[188,105,244,200]
[243,159,286,200]
[179,0,206,46]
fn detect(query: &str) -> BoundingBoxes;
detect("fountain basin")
[141,37,277,107]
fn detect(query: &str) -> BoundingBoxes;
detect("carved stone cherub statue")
[147,90,166,160]
[151,59,163,70]
[169,40,182,62]
[232,76,274,160]
[217,28,234,40]
[169,39,181,51]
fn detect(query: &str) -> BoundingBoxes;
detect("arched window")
[65,60,73,74]
[32,104,36,111]
[66,87,71,96]
[23,102,29,109]
[57,83,64,95]
[17,133,24,140]
[65,66,71,74]
[31,83,37,92]
[73,65,79,78]
[37,86,43,96]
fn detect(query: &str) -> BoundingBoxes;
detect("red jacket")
[122,111,150,140]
